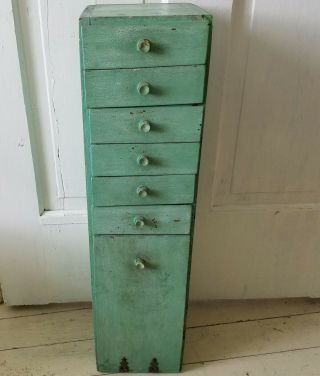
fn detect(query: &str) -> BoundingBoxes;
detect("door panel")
[177,0,320,299]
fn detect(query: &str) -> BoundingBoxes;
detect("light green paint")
[80,3,212,373]
[85,65,206,108]
[81,21,210,69]
[93,205,192,235]
[92,175,196,206]
[93,235,190,373]
[91,143,200,176]
[89,105,204,144]
[80,3,212,19]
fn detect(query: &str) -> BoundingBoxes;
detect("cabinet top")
[80,3,211,20]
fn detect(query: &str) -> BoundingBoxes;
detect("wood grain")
[89,105,204,144]
[92,235,190,372]
[91,143,200,176]
[85,65,206,108]
[92,205,192,234]
[1,300,320,375]
[81,21,210,69]
[92,174,196,206]
[81,3,212,19]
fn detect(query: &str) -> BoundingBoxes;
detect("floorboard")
[1,299,320,375]
[184,312,320,363]
[187,298,320,327]
[0,302,90,320]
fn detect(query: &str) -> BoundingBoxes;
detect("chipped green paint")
[89,105,204,144]
[85,65,206,108]
[80,3,212,373]
[91,143,200,176]
[93,235,190,372]
[92,205,192,235]
[81,20,210,69]
[92,175,196,206]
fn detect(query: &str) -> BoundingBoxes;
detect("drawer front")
[92,205,192,234]
[93,235,190,372]
[92,175,196,206]
[89,105,203,144]
[85,65,205,108]
[91,143,200,176]
[81,21,210,69]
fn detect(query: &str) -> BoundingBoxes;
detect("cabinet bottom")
[92,235,191,373]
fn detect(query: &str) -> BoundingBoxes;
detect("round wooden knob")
[134,257,146,269]
[136,185,148,198]
[138,120,151,133]
[137,154,149,166]
[137,81,150,96]
[137,39,151,53]
[133,216,145,228]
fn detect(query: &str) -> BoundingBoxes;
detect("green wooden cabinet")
[80,3,212,373]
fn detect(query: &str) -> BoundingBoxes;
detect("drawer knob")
[134,257,146,269]
[137,81,150,96]
[137,154,149,166]
[136,185,148,198]
[138,120,151,133]
[137,39,151,53]
[133,216,145,228]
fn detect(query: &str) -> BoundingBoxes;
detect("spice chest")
[79,3,212,373]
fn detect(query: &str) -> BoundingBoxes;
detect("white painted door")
[188,0,320,299]
[1,0,320,304]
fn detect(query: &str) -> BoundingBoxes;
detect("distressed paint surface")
[85,65,206,108]
[92,175,196,206]
[91,143,200,176]
[89,105,204,144]
[93,235,190,373]
[80,3,212,19]
[80,3,211,373]
[92,205,192,235]
[81,21,210,69]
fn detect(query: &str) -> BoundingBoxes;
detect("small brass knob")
[136,185,148,198]
[137,81,150,96]
[137,154,149,166]
[138,120,151,133]
[133,216,145,228]
[137,39,151,53]
[134,257,146,269]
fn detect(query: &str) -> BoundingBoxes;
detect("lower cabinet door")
[92,235,191,373]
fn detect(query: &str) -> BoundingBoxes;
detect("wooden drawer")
[85,65,205,108]
[89,105,203,144]
[93,234,190,372]
[92,205,192,234]
[80,21,210,69]
[92,175,196,206]
[91,143,200,176]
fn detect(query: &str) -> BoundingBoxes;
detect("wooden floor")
[1,299,320,375]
